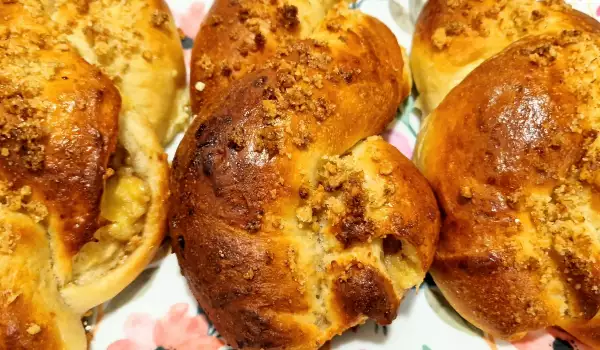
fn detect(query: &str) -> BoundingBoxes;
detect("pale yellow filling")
[71,170,149,285]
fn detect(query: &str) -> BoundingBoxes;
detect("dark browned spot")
[278,4,299,30]
[254,76,268,87]
[335,176,375,246]
[238,8,250,22]
[334,264,399,324]
[383,235,403,255]
[194,124,207,140]
[337,216,375,247]
[298,186,309,199]
[222,65,232,77]
[254,33,266,50]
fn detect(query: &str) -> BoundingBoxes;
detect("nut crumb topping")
[151,10,169,28]
[429,0,573,51]
[26,323,41,335]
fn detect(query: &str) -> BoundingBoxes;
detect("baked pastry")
[415,28,600,346]
[0,1,169,348]
[170,0,440,349]
[48,0,189,145]
[411,0,600,115]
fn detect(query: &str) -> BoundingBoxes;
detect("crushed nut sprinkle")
[460,185,473,199]
[194,81,206,92]
[196,55,215,78]
[26,324,41,335]
[151,10,169,28]
[427,0,574,51]
[291,120,313,148]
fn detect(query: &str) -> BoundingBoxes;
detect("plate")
[89,1,600,349]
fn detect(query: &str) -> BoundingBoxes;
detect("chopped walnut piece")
[326,22,341,32]
[296,205,313,223]
[460,186,473,199]
[243,269,255,280]
[196,55,215,77]
[228,126,245,151]
[531,10,545,21]
[432,27,449,50]
[523,43,557,66]
[299,186,309,199]
[26,324,41,335]
[445,22,465,36]
[379,162,394,176]
[292,121,313,148]
[151,10,169,28]
[0,222,18,255]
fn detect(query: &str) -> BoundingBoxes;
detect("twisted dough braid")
[171,1,440,349]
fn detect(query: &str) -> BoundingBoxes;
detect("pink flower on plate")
[596,5,600,18]
[108,303,224,350]
[511,330,555,350]
[177,2,208,39]
[382,129,414,159]
[512,328,592,350]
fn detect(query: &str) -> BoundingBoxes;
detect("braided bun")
[170,1,440,348]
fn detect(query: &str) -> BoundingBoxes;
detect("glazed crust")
[0,2,115,348]
[172,0,439,349]
[0,1,171,348]
[0,211,87,350]
[411,0,600,116]
[0,0,121,289]
[50,0,189,144]
[415,29,600,346]
[190,0,339,116]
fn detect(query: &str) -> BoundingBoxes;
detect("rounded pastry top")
[411,0,600,115]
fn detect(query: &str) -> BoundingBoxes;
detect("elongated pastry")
[0,1,171,348]
[415,28,600,347]
[170,0,440,349]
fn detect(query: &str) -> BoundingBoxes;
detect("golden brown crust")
[0,0,171,347]
[415,29,600,345]
[411,0,600,115]
[190,0,340,116]
[0,0,120,283]
[172,2,438,349]
[1,61,120,255]
[0,210,86,350]
[50,0,189,144]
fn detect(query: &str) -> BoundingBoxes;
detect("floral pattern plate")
[89,0,600,349]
